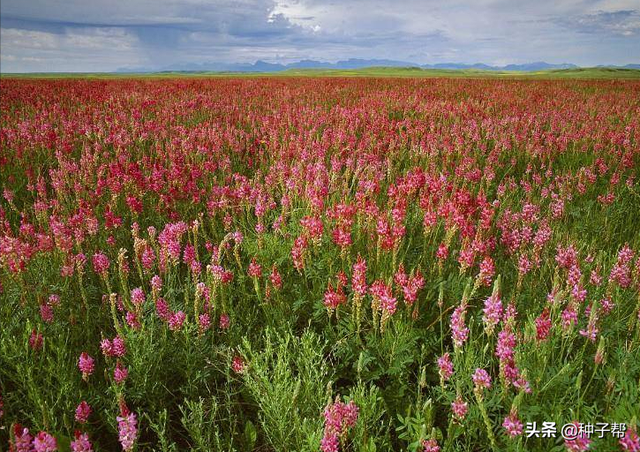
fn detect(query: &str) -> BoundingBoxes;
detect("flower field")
[1,76,639,451]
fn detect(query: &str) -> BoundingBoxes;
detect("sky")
[1,0,639,72]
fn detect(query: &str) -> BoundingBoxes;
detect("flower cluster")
[321,399,359,452]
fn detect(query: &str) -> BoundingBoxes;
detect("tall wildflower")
[116,409,138,452]
[450,304,469,349]
[70,432,93,452]
[502,407,523,438]
[248,257,263,300]
[534,306,552,341]
[291,235,308,272]
[33,431,57,452]
[609,244,634,289]
[351,255,367,332]
[370,280,397,332]
[395,266,424,306]
[482,292,503,335]
[472,368,496,449]
[472,368,492,391]
[421,438,441,452]
[269,265,282,290]
[92,252,110,276]
[232,355,246,374]
[130,287,145,307]
[324,282,346,317]
[321,399,358,452]
[437,352,453,383]
[114,361,129,384]
[150,275,162,296]
[451,395,468,422]
[477,256,495,287]
[168,311,186,331]
[78,352,95,381]
[75,401,92,423]
[14,426,34,452]
[563,421,591,451]
[301,215,323,243]
[619,428,640,451]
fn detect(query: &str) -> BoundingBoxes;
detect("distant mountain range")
[117,59,640,73]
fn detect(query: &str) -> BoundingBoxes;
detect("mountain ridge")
[116,59,640,73]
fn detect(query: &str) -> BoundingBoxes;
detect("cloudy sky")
[1,0,639,72]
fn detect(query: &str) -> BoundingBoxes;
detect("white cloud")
[0,27,144,72]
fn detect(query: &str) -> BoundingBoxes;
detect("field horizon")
[2,66,640,79]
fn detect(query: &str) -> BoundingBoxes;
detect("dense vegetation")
[1,77,639,451]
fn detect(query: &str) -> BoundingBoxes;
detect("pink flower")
[451,396,468,421]
[320,434,339,452]
[579,312,599,343]
[112,336,126,357]
[620,428,640,451]
[324,283,347,311]
[155,298,170,321]
[518,254,532,276]
[130,287,145,306]
[400,270,424,305]
[75,401,92,423]
[322,399,359,440]
[114,361,129,384]
[141,246,155,271]
[168,311,186,331]
[502,409,523,437]
[478,256,495,286]
[482,293,502,333]
[232,355,246,373]
[472,368,492,391]
[450,304,469,348]
[535,308,552,341]
[198,313,211,331]
[421,438,441,452]
[29,329,43,351]
[351,255,368,296]
[300,215,323,239]
[437,353,454,381]
[92,252,110,275]
[33,431,57,452]
[125,312,140,330]
[370,280,397,315]
[14,426,34,452]
[219,313,230,330]
[564,421,591,451]
[48,294,60,306]
[40,304,54,323]
[496,329,516,362]
[291,235,308,271]
[100,338,113,357]
[436,243,449,260]
[270,266,282,289]
[248,258,262,278]
[562,305,578,330]
[556,245,578,269]
[116,412,138,451]
[150,275,162,292]
[70,432,93,452]
[78,352,95,379]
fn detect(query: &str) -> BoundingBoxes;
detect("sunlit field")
[1,76,639,451]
